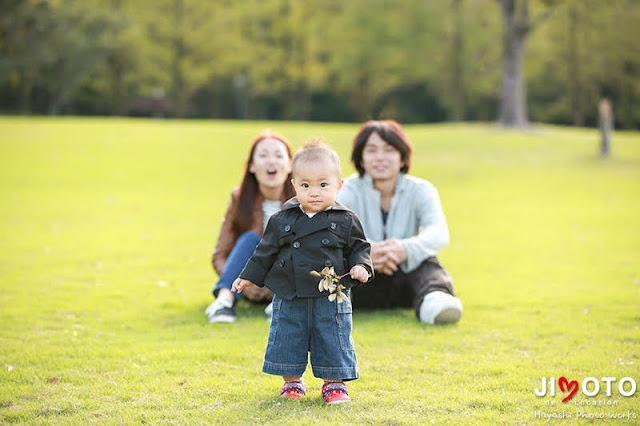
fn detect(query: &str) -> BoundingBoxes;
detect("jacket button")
[293,241,300,248]
[321,238,329,245]
[325,260,332,266]
[331,222,337,229]
[284,225,291,232]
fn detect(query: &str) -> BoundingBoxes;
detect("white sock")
[217,295,233,308]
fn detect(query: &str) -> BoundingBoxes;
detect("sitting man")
[337,120,463,324]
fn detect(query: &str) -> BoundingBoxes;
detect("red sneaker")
[322,381,351,404]
[280,381,306,399]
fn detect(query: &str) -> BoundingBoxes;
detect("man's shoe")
[205,297,236,323]
[322,382,350,404]
[419,291,463,325]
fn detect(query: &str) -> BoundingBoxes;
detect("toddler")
[232,141,372,404]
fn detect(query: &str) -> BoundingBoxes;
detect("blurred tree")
[1,0,638,127]
[526,0,640,128]
[594,1,640,129]
[323,0,443,121]
[0,0,57,113]
[102,0,139,116]
[449,0,465,121]
[495,0,558,128]
[226,0,332,120]
[0,0,129,115]
[463,1,502,121]
[47,1,128,115]
[438,0,501,121]
[142,0,219,117]
[566,2,582,126]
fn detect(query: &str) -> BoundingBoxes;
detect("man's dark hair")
[351,120,412,176]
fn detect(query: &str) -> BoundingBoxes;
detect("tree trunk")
[497,0,529,128]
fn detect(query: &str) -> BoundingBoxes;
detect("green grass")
[1,117,639,424]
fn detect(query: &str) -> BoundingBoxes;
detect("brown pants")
[351,257,455,319]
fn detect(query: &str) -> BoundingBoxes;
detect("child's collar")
[282,196,348,212]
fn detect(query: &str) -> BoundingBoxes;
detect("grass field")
[1,117,639,424]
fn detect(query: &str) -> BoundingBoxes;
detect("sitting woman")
[205,130,294,323]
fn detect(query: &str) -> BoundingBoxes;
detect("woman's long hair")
[231,130,295,236]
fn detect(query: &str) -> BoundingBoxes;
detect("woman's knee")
[236,230,261,246]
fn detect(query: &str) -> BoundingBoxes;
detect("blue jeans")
[262,291,359,381]
[213,231,261,302]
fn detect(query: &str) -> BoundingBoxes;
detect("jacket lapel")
[282,198,347,239]
[292,213,332,238]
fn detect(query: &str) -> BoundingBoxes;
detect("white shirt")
[299,205,334,218]
[262,199,282,230]
[336,173,450,273]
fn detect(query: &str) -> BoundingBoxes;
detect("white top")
[336,173,450,273]
[262,199,282,230]
[299,204,334,218]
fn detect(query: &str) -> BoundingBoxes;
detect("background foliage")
[1,0,639,128]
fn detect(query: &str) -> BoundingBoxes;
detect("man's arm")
[345,213,373,280]
[399,183,449,272]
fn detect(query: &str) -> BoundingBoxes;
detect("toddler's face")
[292,159,343,214]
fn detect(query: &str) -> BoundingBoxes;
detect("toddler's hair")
[292,139,342,178]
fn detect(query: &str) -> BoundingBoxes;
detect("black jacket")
[239,197,373,300]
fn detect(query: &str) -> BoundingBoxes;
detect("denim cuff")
[262,361,308,378]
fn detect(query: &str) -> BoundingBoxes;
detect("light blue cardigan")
[336,173,449,273]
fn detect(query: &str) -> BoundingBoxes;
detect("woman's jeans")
[213,231,261,301]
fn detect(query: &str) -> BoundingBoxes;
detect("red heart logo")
[558,377,578,402]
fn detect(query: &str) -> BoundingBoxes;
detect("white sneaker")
[205,297,236,323]
[419,291,463,325]
[264,301,273,322]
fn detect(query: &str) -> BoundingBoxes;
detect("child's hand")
[349,265,369,283]
[232,278,255,293]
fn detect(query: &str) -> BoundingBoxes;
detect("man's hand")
[349,264,369,282]
[370,241,397,275]
[370,239,407,275]
[384,238,408,264]
[232,278,255,293]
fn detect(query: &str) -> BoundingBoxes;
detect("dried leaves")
[310,266,349,303]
